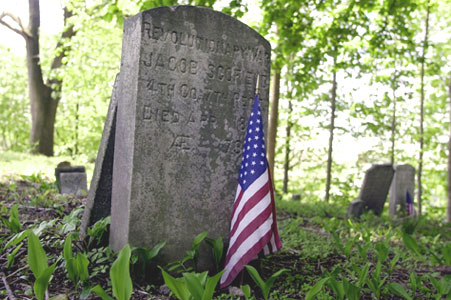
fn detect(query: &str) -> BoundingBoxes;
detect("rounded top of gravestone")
[394,164,415,172]
[137,5,271,52]
[55,166,86,173]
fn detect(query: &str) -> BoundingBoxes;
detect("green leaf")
[28,231,48,278]
[63,235,73,262]
[159,267,190,300]
[388,282,412,300]
[244,265,266,295]
[34,263,56,300]
[110,244,132,300]
[263,268,288,299]
[76,253,89,281]
[402,233,422,256]
[443,243,451,265]
[146,240,166,261]
[202,270,225,300]
[183,272,204,300]
[327,278,344,300]
[192,232,208,251]
[241,284,252,300]
[356,263,369,288]
[7,243,23,268]
[91,285,114,300]
[205,237,223,271]
[305,277,329,300]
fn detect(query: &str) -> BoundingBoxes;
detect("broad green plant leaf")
[34,263,56,300]
[202,270,225,300]
[244,265,288,300]
[205,236,223,271]
[326,278,344,300]
[183,272,205,300]
[28,231,48,278]
[159,267,190,300]
[91,285,114,300]
[388,282,412,300]
[7,243,23,268]
[110,244,133,300]
[192,232,208,251]
[33,263,56,300]
[443,243,451,266]
[76,253,90,281]
[305,277,329,300]
[402,233,422,256]
[241,284,252,300]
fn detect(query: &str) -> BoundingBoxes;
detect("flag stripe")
[229,181,271,237]
[224,193,272,266]
[221,216,273,286]
[230,170,269,230]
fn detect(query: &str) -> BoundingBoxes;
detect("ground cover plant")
[1,173,450,299]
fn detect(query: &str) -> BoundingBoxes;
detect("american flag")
[220,94,282,288]
[406,191,415,216]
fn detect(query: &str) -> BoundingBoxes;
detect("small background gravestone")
[389,164,415,218]
[80,74,120,237]
[347,164,394,218]
[110,6,271,270]
[55,165,87,196]
[292,194,301,201]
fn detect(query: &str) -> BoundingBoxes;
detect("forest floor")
[1,174,451,300]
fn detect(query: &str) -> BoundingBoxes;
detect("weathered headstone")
[347,164,394,218]
[80,74,120,237]
[110,6,271,270]
[389,164,415,218]
[292,194,301,201]
[55,166,87,196]
[346,199,364,218]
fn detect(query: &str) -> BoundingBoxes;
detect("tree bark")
[325,64,337,203]
[267,69,281,179]
[447,73,451,223]
[417,1,430,215]
[283,97,293,194]
[390,78,396,165]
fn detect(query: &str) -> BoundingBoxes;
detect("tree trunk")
[267,69,281,179]
[26,0,55,156]
[325,64,337,203]
[283,97,293,194]
[447,73,451,223]
[417,1,430,215]
[390,78,396,165]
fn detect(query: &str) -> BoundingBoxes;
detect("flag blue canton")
[238,95,267,191]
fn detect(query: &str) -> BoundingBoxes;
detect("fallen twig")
[1,271,16,300]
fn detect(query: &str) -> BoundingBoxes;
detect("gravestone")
[292,194,301,201]
[389,164,415,218]
[347,164,394,218]
[110,5,271,269]
[55,166,87,196]
[80,74,120,237]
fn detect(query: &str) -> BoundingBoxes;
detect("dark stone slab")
[358,164,394,216]
[346,199,365,218]
[59,172,87,196]
[80,74,120,237]
[389,164,415,218]
[292,194,301,201]
[55,166,86,192]
[110,6,271,269]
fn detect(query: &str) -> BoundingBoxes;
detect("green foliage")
[1,204,21,233]
[131,240,166,276]
[205,236,223,272]
[244,265,288,300]
[27,231,56,300]
[388,282,413,300]
[167,231,208,273]
[91,244,133,300]
[63,235,89,286]
[159,267,224,300]
[305,277,328,300]
[87,216,110,246]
